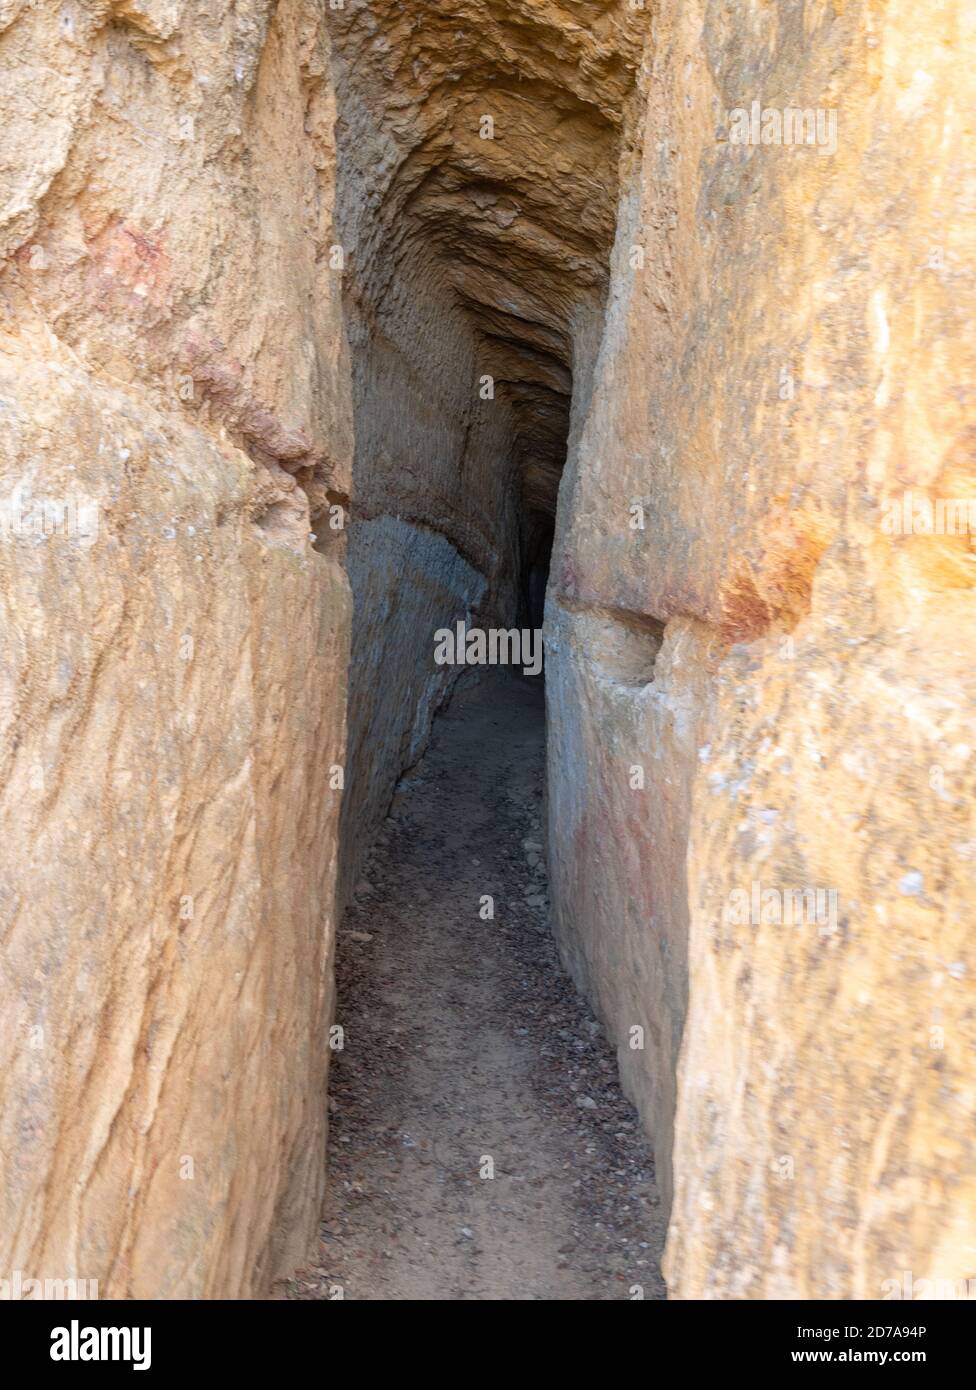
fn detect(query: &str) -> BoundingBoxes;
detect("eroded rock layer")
[547,0,976,1297]
[0,0,351,1297]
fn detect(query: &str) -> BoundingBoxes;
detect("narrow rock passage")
[286,673,667,1301]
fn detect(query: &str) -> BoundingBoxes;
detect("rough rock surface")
[547,0,976,1297]
[0,0,351,1296]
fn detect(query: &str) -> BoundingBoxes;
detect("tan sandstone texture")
[547,0,976,1297]
[0,1,351,1296]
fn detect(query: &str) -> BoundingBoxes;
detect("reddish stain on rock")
[84,218,171,316]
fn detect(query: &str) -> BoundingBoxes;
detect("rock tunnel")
[331,0,639,900]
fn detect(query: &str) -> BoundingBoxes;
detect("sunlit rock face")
[0,0,351,1297]
[547,0,976,1298]
[329,0,644,895]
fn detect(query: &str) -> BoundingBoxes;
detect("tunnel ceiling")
[330,0,644,526]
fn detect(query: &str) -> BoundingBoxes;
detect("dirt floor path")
[286,673,667,1301]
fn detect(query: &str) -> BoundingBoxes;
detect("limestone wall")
[0,0,351,1297]
[546,0,976,1297]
